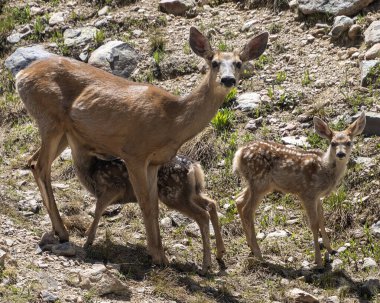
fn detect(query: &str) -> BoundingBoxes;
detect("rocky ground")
[1,0,380,302]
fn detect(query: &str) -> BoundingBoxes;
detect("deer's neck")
[176,70,229,142]
[322,146,348,188]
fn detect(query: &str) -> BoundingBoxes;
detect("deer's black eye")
[235,61,242,69]
[331,142,338,147]
[345,141,352,147]
[212,61,220,68]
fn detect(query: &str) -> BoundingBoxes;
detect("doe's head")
[189,27,268,89]
[313,112,366,161]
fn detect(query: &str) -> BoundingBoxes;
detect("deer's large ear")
[313,117,333,140]
[189,27,214,61]
[239,32,269,62]
[347,112,366,137]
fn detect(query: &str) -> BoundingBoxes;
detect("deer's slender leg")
[237,188,264,259]
[32,129,69,242]
[303,199,323,267]
[317,199,334,254]
[85,191,119,247]
[206,198,226,260]
[28,136,68,168]
[127,162,167,265]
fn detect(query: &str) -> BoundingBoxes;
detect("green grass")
[223,87,237,107]
[149,30,165,53]
[268,22,282,34]
[94,29,106,46]
[301,69,312,86]
[254,54,272,70]
[306,131,327,149]
[275,71,286,84]
[211,108,235,132]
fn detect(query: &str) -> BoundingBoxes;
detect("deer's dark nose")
[221,76,236,87]
[337,152,346,159]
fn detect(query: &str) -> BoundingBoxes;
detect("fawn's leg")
[237,188,264,259]
[206,198,226,260]
[85,192,119,247]
[317,199,335,254]
[303,198,323,267]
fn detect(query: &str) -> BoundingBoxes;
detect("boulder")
[329,16,354,39]
[352,112,380,136]
[88,41,139,78]
[360,60,380,87]
[365,43,380,59]
[371,220,380,237]
[64,26,99,47]
[4,45,55,76]
[298,0,374,17]
[365,21,380,46]
[159,0,197,17]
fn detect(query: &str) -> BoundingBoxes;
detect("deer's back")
[237,141,334,196]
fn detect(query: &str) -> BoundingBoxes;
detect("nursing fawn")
[73,149,225,274]
[233,113,366,267]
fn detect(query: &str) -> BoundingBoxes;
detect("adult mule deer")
[71,148,225,273]
[16,27,268,264]
[233,113,366,267]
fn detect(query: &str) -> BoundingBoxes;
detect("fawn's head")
[189,27,268,89]
[313,112,366,161]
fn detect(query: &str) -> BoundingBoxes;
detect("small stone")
[40,290,59,302]
[51,242,76,257]
[266,230,289,239]
[363,257,377,269]
[49,12,66,26]
[287,288,319,303]
[64,26,99,47]
[365,43,380,59]
[159,0,196,17]
[172,243,187,250]
[330,16,354,39]
[331,258,343,270]
[325,296,339,303]
[241,19,257,32]
[371,220,380,238]
[257,232,266,240]
[98,6,109,16]
[7,33,22,44]
[235,92,261,111]
[281,136,310,147]
[348,24,362,40]
[160,217,172,228]
[337,246,347,253]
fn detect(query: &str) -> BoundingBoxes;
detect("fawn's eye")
[331,142,338,147]
[235,61,242,69]
[212,61,220,68]
[345,141,352,147]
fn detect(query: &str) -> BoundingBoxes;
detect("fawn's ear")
[313,117,333,140]
[189,27,214,61]
[239,32,269,62]
[347,112,366,137]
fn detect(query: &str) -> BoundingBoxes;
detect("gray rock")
[330,16,354,39]
[331,258,343,270]
[235,92,261,112]
[4,45,55,76]
[281,135,310,147]
[51,242,76,257]
[17,198,41,214]
[365,43,380,59]
[160,217,172,228]
[40,290,59,302]
[64,26,99,47]
[0,249,6,267]
[371,221,380,238]
[60,147,72,161]
[348,24,362,40]
[360,60,380,87]
[98,6,109,16]
[7,33,23,44]
[365,21,380,46]
[363,257,377,269]
[6,24,32,44]
[286,288,319,303]
[49,12,66,26]
[241,19,258,32]
[298,0,374,17]
[88,41,139,78]
[360,277,380,298]
[170,212,192,226]
[352,112,380,135]
[266,230,290,239]
[159,0,197,16]
[325,296,339,303]
[185,221,215,238]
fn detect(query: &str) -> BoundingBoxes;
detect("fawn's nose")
[221,76,236,87]
[336,152,346,159]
